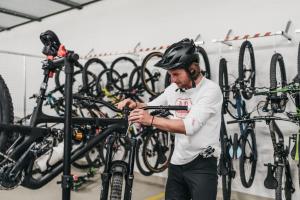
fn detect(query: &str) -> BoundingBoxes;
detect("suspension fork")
[124,137,137,200]
[100,134,115,200]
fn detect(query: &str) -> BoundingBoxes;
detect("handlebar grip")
[227,120,239,124]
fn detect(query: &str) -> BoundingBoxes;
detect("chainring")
[0,162,25,190]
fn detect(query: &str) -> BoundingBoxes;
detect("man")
[117,38,223,200]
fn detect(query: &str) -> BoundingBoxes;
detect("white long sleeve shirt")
[147,77,223,165]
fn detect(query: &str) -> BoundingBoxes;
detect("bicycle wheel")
[129,66,155,93]
[110,172,124,200]
[270,53,288,112]
[295,42,300,108]
[55,69,90,95]
[218,117,233,200]
[142,129,174,173]
[0,75,14,156]
[110,57,138,92]
[238,40,256,100]
[196,46,211,79]
[96,68,124,100]
[82,58,107,96]
[135,138,154,176]
[219,58,230,113]
[239,127,257,188]
[141,52,166,96]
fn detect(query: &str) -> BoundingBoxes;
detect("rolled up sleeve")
[183,88,223,136]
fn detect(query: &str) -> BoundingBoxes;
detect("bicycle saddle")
[264,164,278,189]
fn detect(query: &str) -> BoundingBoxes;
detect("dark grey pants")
[165,155,218,200]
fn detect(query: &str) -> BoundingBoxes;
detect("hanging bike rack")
[212,20,293,47]
[194,33,205,45]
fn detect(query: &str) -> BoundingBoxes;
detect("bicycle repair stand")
[60,51,79,200]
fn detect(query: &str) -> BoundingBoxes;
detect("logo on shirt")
[175,98,192,118]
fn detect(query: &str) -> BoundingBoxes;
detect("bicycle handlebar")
[141,105,189,111]
[227,116,295,124]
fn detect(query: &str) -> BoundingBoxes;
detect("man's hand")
[128,109,153,126]
[117,98,137,110]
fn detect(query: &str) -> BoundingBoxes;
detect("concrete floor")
[0,167,274,200]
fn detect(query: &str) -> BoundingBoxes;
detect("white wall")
[0,0,300,198]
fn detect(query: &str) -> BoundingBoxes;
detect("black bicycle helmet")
[154,38,199,70]
[155,38,200,88]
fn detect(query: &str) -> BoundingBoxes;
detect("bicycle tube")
[110,57,138,92]
[239,127,257,188]
[238,40,256,100]
[197,46,211,79]
[0,75,14,153]
[270,53,288,112]
[141,52,163,96]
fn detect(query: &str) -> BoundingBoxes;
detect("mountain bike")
[100,105,187,200]
[219,56,257,188]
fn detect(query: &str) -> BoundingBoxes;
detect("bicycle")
[227,114,296,200]
[0,31,126,190]
[219,56,257,188]
[100,105,187,200]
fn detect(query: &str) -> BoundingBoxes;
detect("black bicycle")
[219,55,257,189]
[100,105,187,200]
[0,31,126,190]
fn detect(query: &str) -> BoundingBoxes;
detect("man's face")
[168,68,191,88]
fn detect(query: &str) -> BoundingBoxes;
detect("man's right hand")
[117,98,137,110]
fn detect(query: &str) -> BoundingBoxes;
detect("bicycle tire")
[142,129,174,173]
[96,68,124,99]
[129,66,155,94]
[219,117,233,200]
[110,57,138,92]
[110,172,123,200]
[239,127,257,188]
[135,139,154,176]
[238,40,256,100]
[55,69,87,95]
[196,46,211,79]
[270,53,288,112]
[0,75,14,154]
[275,166,284,200]
[82,58,107,95]
[284,161,294,200]
[219,58,230,115]
[141,52,164,96]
